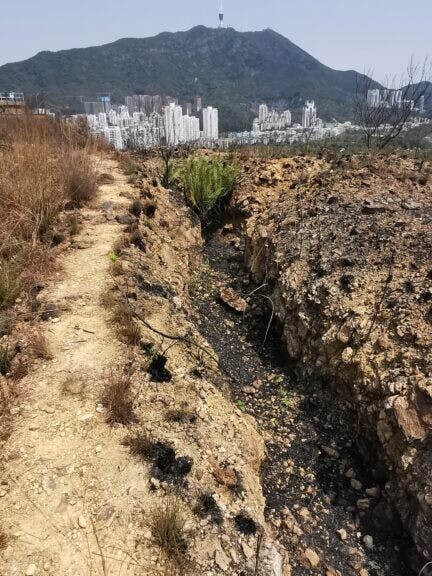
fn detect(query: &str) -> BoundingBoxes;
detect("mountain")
[0,26,383,131]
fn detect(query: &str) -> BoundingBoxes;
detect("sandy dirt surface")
[0,158,153,576]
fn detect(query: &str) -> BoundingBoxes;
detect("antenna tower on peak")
[218,1,224,28]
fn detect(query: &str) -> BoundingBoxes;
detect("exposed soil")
[0,158,165,576]
[191,224,413,576]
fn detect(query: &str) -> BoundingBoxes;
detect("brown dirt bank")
[232,152,432,567]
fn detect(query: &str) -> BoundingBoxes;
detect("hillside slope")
[0,26,374,130]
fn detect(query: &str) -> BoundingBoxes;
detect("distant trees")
[354,59,431,149]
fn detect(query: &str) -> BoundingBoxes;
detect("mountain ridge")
[0,25,386,130]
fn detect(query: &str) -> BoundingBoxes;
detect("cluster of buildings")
[367,88,425,113]
[84,95,218,149]
[226,100,340,146]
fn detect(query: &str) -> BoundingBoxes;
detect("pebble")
[302,548,320,568]
[25,565,37,576]
[365,486,380,498]
[351,478,362,490]
[363,535,373,549]
[336,528,347,540]
[95,445,102,453]
[150,477,160,490]
[78,515,87,529]
[215,549,230,571]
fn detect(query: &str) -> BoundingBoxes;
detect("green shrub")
[174,156,239,220]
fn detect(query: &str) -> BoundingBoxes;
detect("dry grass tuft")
[10,356,29,380]
[129,199,144,217]
[124,433,153,458]
[151,497,188,562]
[0,261,20,311]
[0,311,13,337]
[110,260,124,277]
[112,234,130,256]
[98,172,115,185]
[102,371,137,425]
[66,212,82,236]
[112,303,141,345]
[63,151,99,207]
[0,529,9,550]
[62,374,86,396]
[29,332,53,360]
[0,346,11,376]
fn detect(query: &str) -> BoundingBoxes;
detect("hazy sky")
[1,0,430,82]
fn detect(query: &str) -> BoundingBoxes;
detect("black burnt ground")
[191,226,412,576]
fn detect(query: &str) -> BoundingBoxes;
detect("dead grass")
[10,356,29,380]
[112,234,130,256]
[0,114,98,320]
[62,374,86,396]
[124,433,153,458]
[63,151,99,207]
[102,371,137,425]
[98,172,115,185]
[29,332,53,360]
[166,404,196,424]
[0,345,12,376]
[151,497,188,562]
[129,199,144,217]
[110,260,124,277]
[112,302,141,345]
[0,529,8,550]
[66,212,82,236]
[0,261,20,311]
[0,311,12,336]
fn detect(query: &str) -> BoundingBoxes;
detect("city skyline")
[1,1,431,83]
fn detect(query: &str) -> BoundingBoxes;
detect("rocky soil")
[191,224,412,576]
[232,152,432,572]
[0,155,289,575]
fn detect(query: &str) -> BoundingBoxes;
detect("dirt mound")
[234,152,432,566]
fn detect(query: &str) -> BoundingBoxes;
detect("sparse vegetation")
[63,151,98,207]
[151,497,188,561]
[173,156,239,220]
[166,404,196,424]
[0,529,9,550]
[0,345,11,376]
[0,113,97,314]
[124,432,153,458]
[0,311,12,337]
[102,370,137,425]
[112,302,142,345]
[0,261,20,311]
[236,399,246,411]
[29,332,53,360]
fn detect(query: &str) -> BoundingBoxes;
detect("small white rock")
[25,564,37,576]
[78,515,87,529]
[95,445,102,453]
[336,528,347,540]
[363,535,374,549]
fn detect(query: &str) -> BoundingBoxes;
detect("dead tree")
[354,59,431,149]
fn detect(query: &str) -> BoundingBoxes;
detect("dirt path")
[0,158,144,576]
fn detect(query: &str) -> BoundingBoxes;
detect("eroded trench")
[190,217,414,576]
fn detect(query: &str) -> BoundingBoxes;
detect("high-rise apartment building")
[203,106,219,140]
[367,89,381,108]
[302,101,317,128]
[259,104,269,122]
[194,96,203,113]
